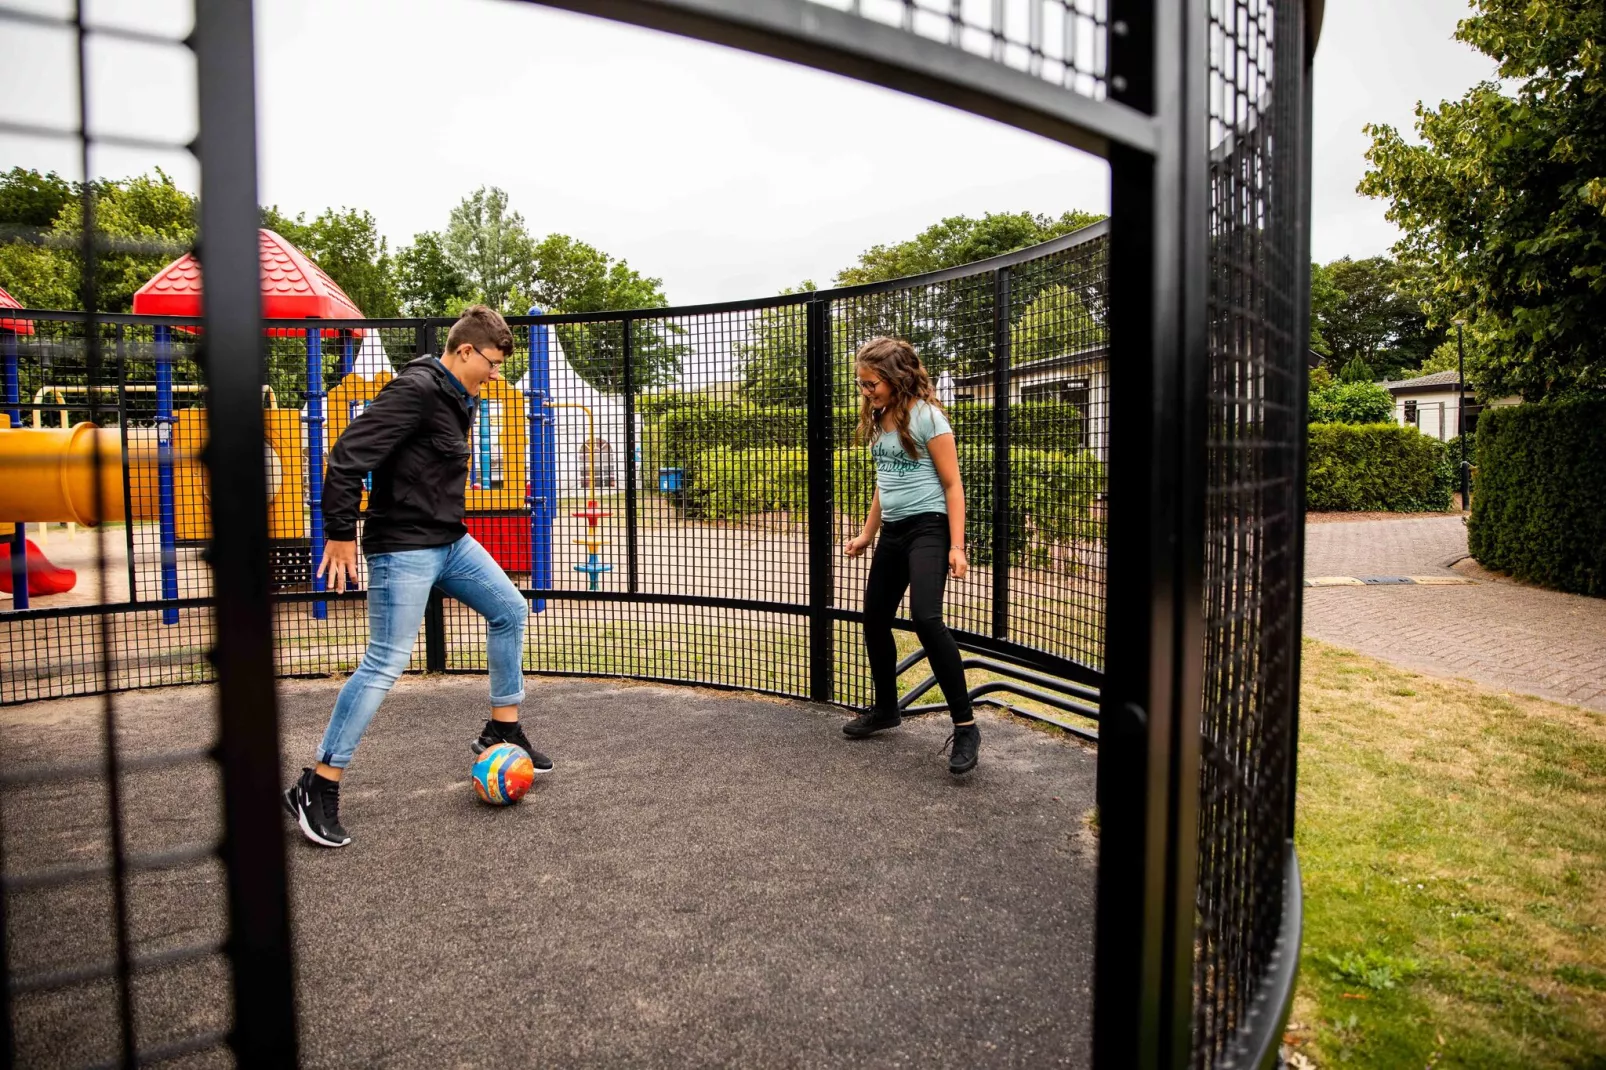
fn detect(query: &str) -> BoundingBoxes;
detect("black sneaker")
[943,723,981,774]
[472,719,554,774]
[842,707,902,738]
[283,768,351,848]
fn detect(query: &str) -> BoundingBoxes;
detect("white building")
[1380,370,1517,441]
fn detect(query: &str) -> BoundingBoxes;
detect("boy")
[284,305,551,848]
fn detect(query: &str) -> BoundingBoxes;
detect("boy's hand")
[844,533,873,558]
[318,540,361,593]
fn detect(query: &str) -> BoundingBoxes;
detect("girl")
[842,336,978,774]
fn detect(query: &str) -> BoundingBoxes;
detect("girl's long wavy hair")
[854,336,942,460]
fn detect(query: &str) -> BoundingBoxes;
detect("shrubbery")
[1467,401,1606,596]
[1306,423,1454,512]
[1307,381,1395,425]
[684,443,1104,569]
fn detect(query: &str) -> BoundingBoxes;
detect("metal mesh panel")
[816,0,1110,97]
[5,233,1111,713]
[1193,0,1304,1062]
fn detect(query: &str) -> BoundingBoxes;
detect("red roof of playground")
[131,229,366,334]
[0,285,34,335]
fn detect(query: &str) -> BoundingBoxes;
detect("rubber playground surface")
[2,674,1097,1068]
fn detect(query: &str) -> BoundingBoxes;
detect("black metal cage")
[0,0,1319,1066]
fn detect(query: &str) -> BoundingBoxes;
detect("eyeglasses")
[471,347,505,374]
[856,378,881,393]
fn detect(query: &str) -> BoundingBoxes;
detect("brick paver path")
[1302,516,1606,712]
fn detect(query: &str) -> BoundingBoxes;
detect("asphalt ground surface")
[2,675,1098,1068]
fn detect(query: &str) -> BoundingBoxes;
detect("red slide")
[0,538,78,596]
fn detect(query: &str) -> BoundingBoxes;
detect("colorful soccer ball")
[471,742,535,806]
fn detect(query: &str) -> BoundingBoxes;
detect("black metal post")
[806,296,835,702]
[622,317,639,593]
[192,0,299,1065]
[991,267,1011,640]
[116,324,138,604]
[1457,322,1469,510]
[425,589,448,672]
[1094,0,1210,1066]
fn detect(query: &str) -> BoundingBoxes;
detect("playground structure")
[0,238,608,621]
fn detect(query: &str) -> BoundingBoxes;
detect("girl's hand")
[948,546,968,579]
[844,533,872,558]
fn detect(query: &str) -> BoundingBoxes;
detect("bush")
[1307,381,1395,425]
[1306,423,1455,512]
[1467,401,1606,596]
[689,443,1104,570]
[646,398,1083,504]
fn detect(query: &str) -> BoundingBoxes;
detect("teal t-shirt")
[872,400,953,522]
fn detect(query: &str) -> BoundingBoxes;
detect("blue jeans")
[317,535,527,769]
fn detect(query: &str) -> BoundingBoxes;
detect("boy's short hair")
[445,305,515,356]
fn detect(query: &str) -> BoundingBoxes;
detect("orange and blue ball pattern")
[471,742,535,806]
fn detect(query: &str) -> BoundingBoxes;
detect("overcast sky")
[2,0,1501,306]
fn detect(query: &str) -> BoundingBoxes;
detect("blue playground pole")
[477,397,492,487]
[527,309,553,613]
[306,327,327,619]
[154,325,178,625]
[3,329,24,610]
[340,330,354,377]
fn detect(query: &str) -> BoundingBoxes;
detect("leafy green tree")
[0,168,74,235]
[738,282,815,405]
[41,170,198,312]
[1339,355,1376,383]
[394,231,472,318]
[1312,256,1440,381]
[1009,282,1104,364]
[832,209,1106,377]
[528,233,685,392]
[1360,0,1605,401]
[443,186,537,312]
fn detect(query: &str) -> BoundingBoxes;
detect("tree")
[1339,355,1375,383]
[528,233,685,392]
[738,282,815,405]
[394,231,471,318]
[1312,256,1441,381]
[1009,282,1104,364]
[37,170,198,313]
[832,209,1106,377]
[1360,0,1605,401]
[262,205,399,317]
[442,187,537,312]
[0,168,74,235]
[1307,381,1396,425]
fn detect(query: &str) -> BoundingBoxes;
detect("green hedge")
[1467,401,1606,596]
[1306,423,1455,512]
[685,444,1104,569]
[643,399,1084,495]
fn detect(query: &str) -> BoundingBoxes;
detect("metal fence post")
[425,589,448,672]
[193,0,299,1063]
[806,296,835,703]
[1094,0,1210,1066]
[992,266,1011,639]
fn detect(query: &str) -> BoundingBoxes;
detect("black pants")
[863,512,972,723]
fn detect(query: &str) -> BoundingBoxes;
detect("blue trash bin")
[658,467,683,493]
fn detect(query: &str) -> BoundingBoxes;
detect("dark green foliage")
[1467,401,1606,596]
[1307,381,1396,425]
[1338,356,1376,383]
[1306,423,1455,512]
[683,444,1103,571]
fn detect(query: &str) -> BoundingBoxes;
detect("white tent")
[935,370,955,405]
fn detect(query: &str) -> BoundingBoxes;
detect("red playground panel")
[466,514,531,574]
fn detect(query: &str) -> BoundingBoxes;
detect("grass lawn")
[1291,639,1606,1068]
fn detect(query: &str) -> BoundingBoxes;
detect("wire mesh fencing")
[4,223,1113,711]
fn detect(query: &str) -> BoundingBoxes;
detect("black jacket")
[322,356,475,555]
